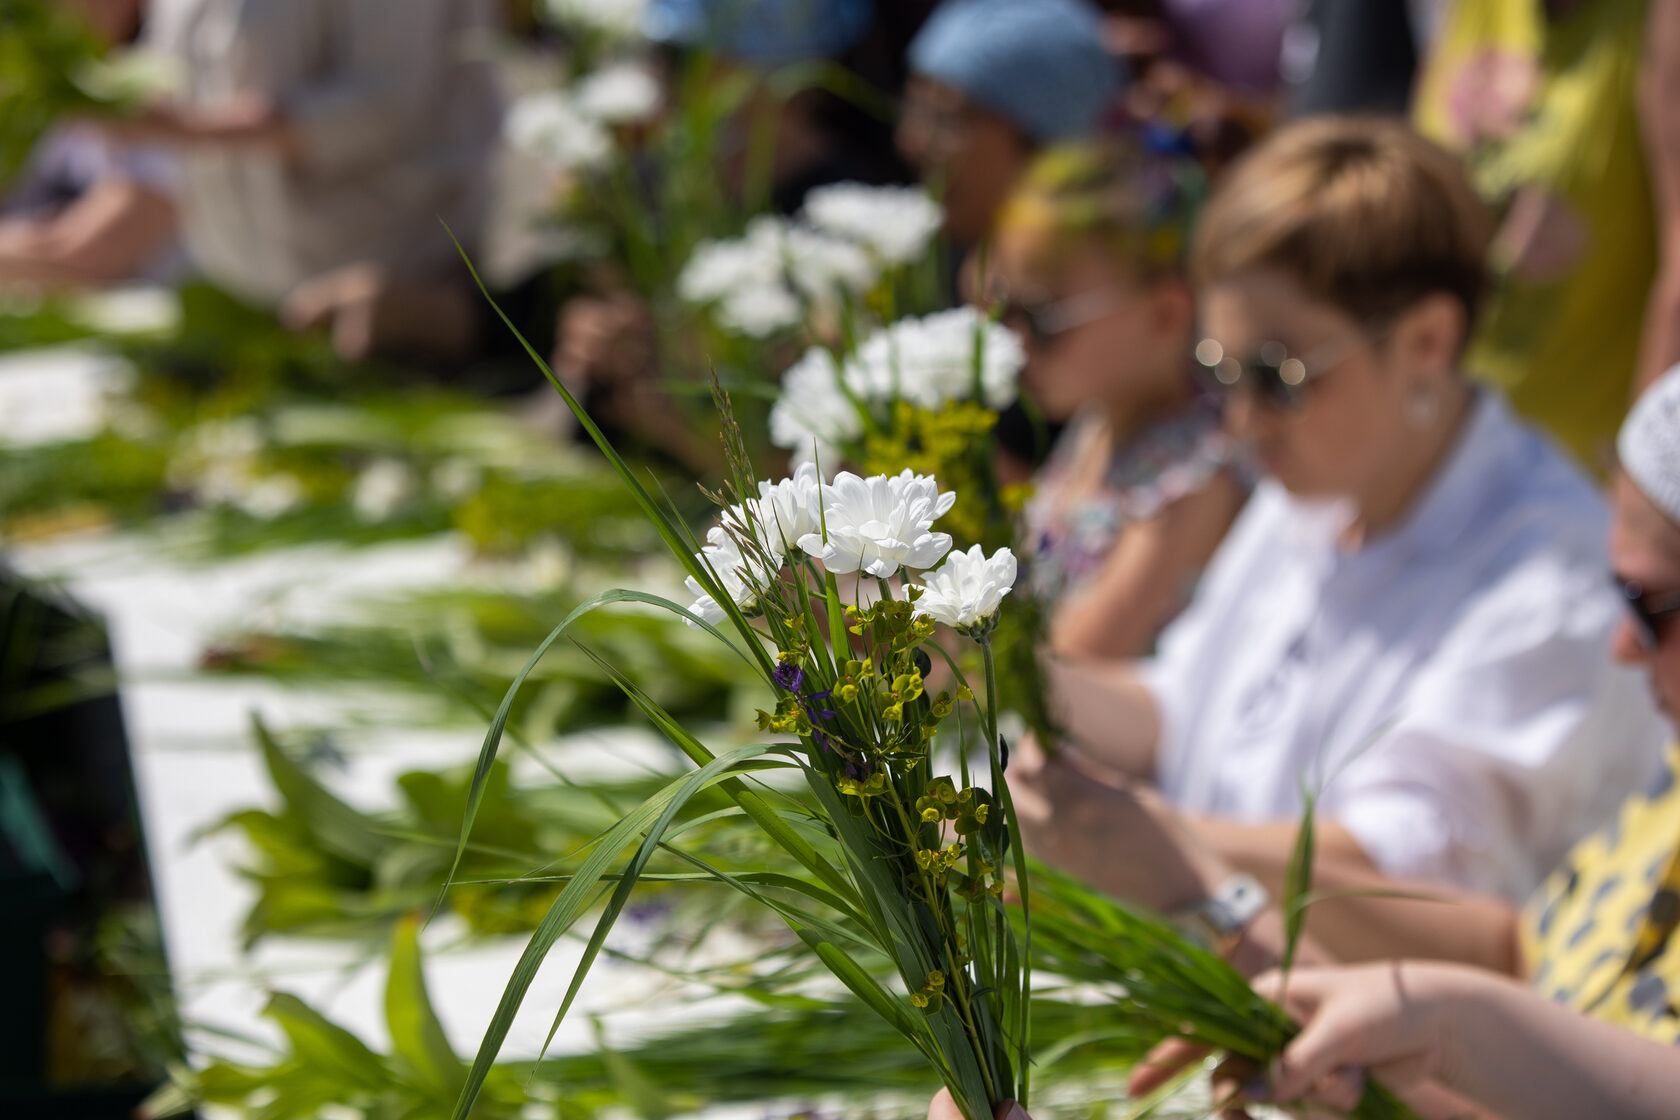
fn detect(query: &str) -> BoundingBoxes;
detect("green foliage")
[0,0,113,185]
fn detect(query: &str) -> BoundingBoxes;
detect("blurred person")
[1284,0,1425,118]
[0,0,180,289]
[550,0,916,469]
[898,0,1121,247]
[1028,116,1665,912]
[107,0,502,363]
[1412,0,1680,473]
[927,362,1680,1120]
[988,141,1249,659]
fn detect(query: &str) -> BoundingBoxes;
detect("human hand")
[1007,735,1227,913]
[926,1088,1030,1120]
[552,291,657,408]
[1237,963,1463,1111]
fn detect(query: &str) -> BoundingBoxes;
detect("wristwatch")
[1172,872,1270,952]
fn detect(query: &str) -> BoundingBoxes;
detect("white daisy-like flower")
[231,473,306,521]
[910,545,1017,632]
[574,61,661,124]
[797,469,956,577]
[683,525,764,628]
[802,183,944,267]
[768,346,866,468]
[749,462,825,555]
[542,0,647,38]
[850,307,1023,412]
[351,459,416,523]
[504,90,613,173]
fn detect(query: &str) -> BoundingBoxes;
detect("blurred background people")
[988,141,1248,659]
[898,0,1121,248]
[1413,0,1680,473]
[0,0,180,289]
[118,0,503,363]
[1040,116,1664,906]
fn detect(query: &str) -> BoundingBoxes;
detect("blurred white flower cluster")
[167,418,306,521]
[683,465,1014,632]
[541,0,648,39]
[767,306,1025,466]
[504,60,661,174]
[677,184,944,338]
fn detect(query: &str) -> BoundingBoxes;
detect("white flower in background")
[677,216,787,305]
[797,470,956,577]
[715,284,802,337]
[231,473,306,521]
[352,459,416,523]
[749,462,825,555]
[542,0,647,38]
[429,457,484,502]
[802,183,944,267]
[782,225,877,307]
[851,307,1023,412]
[504,90,613,173]
[768,346,866,467]
[911,545,1017,632]
[574,61,661,124]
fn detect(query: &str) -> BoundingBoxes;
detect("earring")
[1407,385,1440,428]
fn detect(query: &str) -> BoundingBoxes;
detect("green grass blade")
[1281,782,1316,976]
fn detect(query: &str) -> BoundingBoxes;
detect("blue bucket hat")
[909,0,1119,142]
[644,0,874,66]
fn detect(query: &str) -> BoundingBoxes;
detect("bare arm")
[0,178,175,289]
[1636,0,1680,392]
[1042,655,1162,779]
[1187,817,1524,975]
[1049,473,1244,660]
[1261,962,1680,1120]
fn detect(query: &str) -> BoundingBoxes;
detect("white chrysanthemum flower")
[542,0,647,38]
[683,526,766,628]
[797,469,956,577]
[768,346,866,468]
[911,545,1017,632]
[504,90,613,173]
[352,459,416,523]
[802,183,944,267]
[574,61,661,124]
[851,307,1023,412]
[750,462,825,555]
[783,225,877,306]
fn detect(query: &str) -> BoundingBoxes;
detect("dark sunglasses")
[1192,334,1363,411]
[997,287,1124,346]
[1614,575,1680,650]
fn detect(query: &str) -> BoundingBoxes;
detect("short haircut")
[1191,116,1492,334]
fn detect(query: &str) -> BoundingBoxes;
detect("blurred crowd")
[11,0,1680,1116]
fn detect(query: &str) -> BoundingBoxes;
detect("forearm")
[1043,656,1160,778]
[1430,965,1680,1120]
[1187,818,1523,974]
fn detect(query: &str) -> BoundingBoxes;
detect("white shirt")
[1144,391,1668,900]
[148,0,500,306]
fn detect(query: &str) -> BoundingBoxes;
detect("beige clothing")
[149,0,500,306]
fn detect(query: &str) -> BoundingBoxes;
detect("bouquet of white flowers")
[442,285,1032,1120]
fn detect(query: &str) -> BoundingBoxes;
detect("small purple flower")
[772,662,806,693]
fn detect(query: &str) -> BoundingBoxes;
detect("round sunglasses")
[1192,332,1366,411]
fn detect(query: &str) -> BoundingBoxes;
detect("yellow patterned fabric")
[1523,745,1680,1041]
[1413,0,1653,475]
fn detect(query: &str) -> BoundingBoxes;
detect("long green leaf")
[385,914,467,1097]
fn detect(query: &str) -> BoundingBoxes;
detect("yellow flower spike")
[926,970,945,990]
[837,683,859,703]
[921,806,941,823]
[973,803,989,823]
[957,787,973,804]
[910,992,929,1009]
[883,702,904,721]
[956,684,974,702]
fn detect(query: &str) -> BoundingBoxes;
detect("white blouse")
[1143,392,1668,900]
